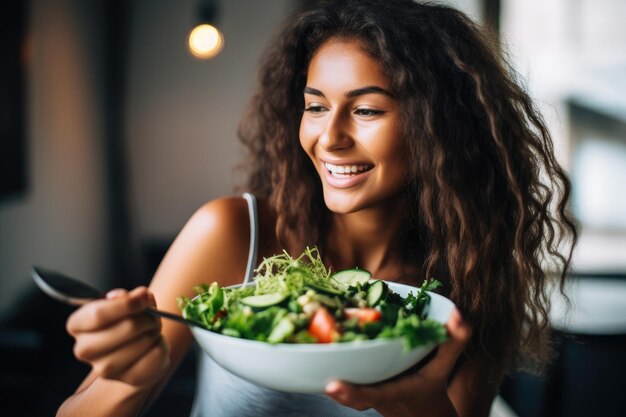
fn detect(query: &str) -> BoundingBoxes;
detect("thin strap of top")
[242,192,258,285]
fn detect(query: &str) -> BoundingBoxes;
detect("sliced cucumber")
[332,268,372,287]
[306,281,343,296]
[313,293,342,308]
[366,280,387,307]
[267,317,295,343]
[240,293,287,309]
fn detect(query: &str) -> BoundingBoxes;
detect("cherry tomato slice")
[308,307,339,343]
[344,307,382,325]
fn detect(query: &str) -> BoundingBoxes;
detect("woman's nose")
[318,113,352,151]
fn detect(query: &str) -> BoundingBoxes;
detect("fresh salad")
[178,247,447,350]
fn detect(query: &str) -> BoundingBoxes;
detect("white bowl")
[189,281,455,393]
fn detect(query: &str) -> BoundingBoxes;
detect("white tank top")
[188,194,382,417]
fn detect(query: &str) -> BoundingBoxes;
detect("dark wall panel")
[0,0,28,201]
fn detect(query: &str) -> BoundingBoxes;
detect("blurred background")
[1,0,624,416]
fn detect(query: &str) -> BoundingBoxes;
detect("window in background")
[571,103,626,232]
[502,0,626,273]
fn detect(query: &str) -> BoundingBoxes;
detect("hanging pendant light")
[188,0,224,59]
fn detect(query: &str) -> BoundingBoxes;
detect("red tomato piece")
[344,308,382,325]
[308,307,339,343]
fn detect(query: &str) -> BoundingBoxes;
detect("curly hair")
[238,0,577,374]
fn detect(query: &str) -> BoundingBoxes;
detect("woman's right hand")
[66,286,171,388]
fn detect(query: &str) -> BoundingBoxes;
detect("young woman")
[57,1,577,416]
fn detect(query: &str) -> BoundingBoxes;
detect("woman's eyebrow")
[303,85,391,98]
[303,87,325,97]
[345,86,391,98]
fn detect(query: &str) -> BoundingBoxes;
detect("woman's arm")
[447,349,501,417]
[57,197,252,416]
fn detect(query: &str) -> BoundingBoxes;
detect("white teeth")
[324,162,372,176]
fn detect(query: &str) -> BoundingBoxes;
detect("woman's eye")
[304,105,326,113]
[354,108,383,117]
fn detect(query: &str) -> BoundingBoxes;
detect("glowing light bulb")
[188,24,224,59]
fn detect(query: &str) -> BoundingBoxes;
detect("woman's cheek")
[299,120,318,157]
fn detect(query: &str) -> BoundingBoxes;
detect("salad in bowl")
[178,248,454,393]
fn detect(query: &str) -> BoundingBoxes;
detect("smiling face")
[299,38,407,214]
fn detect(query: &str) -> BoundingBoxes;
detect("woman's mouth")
[322,162,374,188]
[324,162,373,178]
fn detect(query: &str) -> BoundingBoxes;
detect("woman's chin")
[322,192,361,214]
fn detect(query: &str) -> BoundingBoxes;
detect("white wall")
[0,0,109,315]
[126,0,296,238]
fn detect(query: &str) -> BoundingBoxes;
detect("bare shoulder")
[148,194,279,319]
[189,196,251,250]
[176,196,280,281]
[148,197,252,321]
[152,197,251,296]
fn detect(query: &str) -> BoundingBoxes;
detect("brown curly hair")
[238,0,577,374]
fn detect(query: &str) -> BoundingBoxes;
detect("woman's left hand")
[325,309,472,417]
